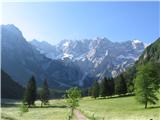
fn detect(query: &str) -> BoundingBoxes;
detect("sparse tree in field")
[115,74,127,95]
[23,76,37,107]
[100,77,108,98]
[65,87,81,118]
[39,79,50,107]
[135,62,160,109]
[19,101,28,116]
[92,80,100,99]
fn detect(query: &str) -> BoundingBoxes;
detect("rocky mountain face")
[137,38,160,64]
[30,37,145,79]
[1,24,86,89]
[118,38,160,91]
[1,24,145,89]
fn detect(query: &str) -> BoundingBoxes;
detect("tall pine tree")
[108,77,115,96]
[135,62,160,108]
[115,74,127,95]
[39,79,50,107]
[100,77,108,98]
[23,76,37,107]
[92,80,100,99]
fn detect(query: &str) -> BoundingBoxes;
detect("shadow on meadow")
[147,106,160,109]
[1,103,67,109]
[33,105,67,109]
[1,104,19,108]
[97,93,135,100]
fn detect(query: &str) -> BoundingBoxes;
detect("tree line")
[23,76,50,108]
[89,62,160,109]
[89,75,128,99]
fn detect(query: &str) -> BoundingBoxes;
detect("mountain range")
[1,24,85,89]
[1,24,146,89]
[119,38,160,93]
[31,37,145,79]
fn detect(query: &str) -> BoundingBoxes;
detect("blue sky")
[2,1,160,44]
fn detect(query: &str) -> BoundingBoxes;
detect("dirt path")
[74,109,88,120]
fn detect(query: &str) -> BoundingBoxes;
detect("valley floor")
[1,99,69,120]
[1,95,160,120]
[78,95,160,120]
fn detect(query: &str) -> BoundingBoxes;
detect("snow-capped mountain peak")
[132,39,142,44]
[131,39,144,49]
[30,38,145,78]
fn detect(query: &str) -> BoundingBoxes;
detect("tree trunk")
[145,101,147,109]
[41,102,43,108]
[71,107,74,117]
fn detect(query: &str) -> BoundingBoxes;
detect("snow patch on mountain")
[105,50,109,56]
[117,54,138,61]
[63,53,73,59]
[30,38,145,78]
[132,39,143,49]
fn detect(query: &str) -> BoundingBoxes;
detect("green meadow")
[1,99,69,120]
[78,95,160,120]
[1,95,160,120]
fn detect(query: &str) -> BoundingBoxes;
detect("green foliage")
[80,88,89,97]
[88,87,92,96]
[65,87,81,117]
[135,62,160,108]
[122,66,136,93]
[100,78,108,98]
[138,38,160,64]
[19,102,28,116]
[23,76,37,107]
[116,39,160,93]
[108,78,115,96]
[39,79,50,107]
[115,74,127,95]
[91,80,100,99]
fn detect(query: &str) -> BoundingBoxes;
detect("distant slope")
[137,38,160,64]
[1,70,25,99]
[120,38,160,90]
[1,24,85,89]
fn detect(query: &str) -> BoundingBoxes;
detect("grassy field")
[78,95,160,120]
[1,99,70,120]
[1,95,160,120]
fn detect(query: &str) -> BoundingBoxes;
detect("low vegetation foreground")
[1,94,160,120]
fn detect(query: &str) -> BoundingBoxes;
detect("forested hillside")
[137,38,160,64]
[1,70,25,99]
[116,38,160,93]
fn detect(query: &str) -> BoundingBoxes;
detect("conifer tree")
[92,80,100,99]
[135,62,160,108]
[108,77,115,96]
[39,79,50,107]
[23,76,37,107]
[100,77,108,98]
[115,74,127,95]
[88,87,92,96]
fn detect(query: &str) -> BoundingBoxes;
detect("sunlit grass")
[78,95,160,120]
[1,99,69,120]
[1,95,160,120]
